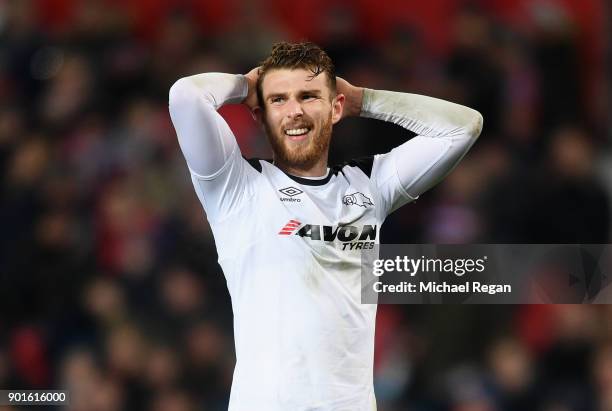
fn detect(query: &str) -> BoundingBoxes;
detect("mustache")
[282,121,313,130]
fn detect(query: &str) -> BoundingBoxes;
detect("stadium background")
[1,0,612,410]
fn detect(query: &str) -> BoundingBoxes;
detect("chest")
[268,179,377,226]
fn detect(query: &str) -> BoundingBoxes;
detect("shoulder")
[242,157,273,173]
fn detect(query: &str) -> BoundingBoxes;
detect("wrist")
[353,86,364,116]
[242,72,259,110]
[345,86,364,117]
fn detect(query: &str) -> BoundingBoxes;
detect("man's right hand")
[243,67,260,113]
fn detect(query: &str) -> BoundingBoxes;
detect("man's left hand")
[336,77,364,119]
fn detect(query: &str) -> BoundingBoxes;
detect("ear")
[331,93,345,125]
[251,106,263,125]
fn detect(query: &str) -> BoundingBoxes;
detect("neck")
[274,155,329,177]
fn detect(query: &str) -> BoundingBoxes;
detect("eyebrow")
[265,89,323,100]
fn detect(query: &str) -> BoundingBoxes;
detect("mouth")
[284,126,312,141]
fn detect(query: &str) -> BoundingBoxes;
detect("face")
[259,68,343,169]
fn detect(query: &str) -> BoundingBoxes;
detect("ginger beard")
[263,110,333,170]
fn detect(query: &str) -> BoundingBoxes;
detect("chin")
[266,122,332,169]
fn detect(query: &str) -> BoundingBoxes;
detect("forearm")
[360,89,483,139]
[168,73,247,177]
[170,73,248,109]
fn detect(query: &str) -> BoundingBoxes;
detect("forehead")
[261,68,330,96]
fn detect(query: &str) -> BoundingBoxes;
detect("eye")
[302,94,315,100]
[271,96,284,103]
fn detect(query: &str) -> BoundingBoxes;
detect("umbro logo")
[279,186,303,203]
[279,186,303,197]
[343,192,374,208]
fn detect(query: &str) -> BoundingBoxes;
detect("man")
[169,42,482,411]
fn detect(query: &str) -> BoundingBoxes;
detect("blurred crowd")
[0,0,611,410]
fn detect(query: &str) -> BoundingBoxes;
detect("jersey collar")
[284,168,332,186]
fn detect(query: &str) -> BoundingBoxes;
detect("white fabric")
[168,73,482,411]
[361,88,483,214]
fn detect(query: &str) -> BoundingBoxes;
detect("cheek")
[310,107,329,124]
[266,111,283,128]
[317,108,333,125]
[323,104,335,120]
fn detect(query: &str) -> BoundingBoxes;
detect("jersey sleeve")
[168,73,255,222]
[361,88,483,216]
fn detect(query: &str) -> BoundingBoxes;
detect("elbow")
[169,75,219,110]
[169,77,196,108]
[465,109,484,139]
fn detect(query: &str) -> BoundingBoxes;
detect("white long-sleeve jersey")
[168,73,483,411]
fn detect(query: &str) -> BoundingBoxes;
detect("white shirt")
[168,73,483,411]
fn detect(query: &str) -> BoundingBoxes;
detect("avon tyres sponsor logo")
[343,192,373,208]
[296,224,376,242]
[278,220,377,250]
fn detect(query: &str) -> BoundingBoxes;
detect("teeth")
[285,128,309,136]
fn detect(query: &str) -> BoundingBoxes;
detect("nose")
[285,98,304,119]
